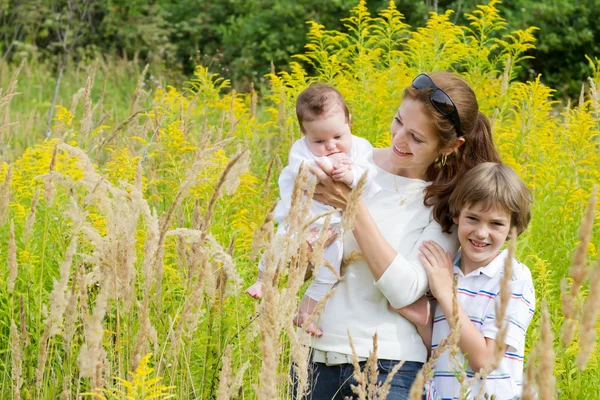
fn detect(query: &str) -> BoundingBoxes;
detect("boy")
[245,83,377,336]
[398,162,535,399]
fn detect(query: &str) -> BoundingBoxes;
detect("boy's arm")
[419,241,509,373]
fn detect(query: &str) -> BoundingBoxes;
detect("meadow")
[1,1,600,398]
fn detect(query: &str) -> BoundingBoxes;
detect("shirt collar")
[453,249,509,278]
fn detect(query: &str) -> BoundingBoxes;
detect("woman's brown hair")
[403,71,501,233]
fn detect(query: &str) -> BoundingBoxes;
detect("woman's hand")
[309,158,352,211]
[418,241,455,303]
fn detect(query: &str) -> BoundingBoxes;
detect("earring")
[435,155,446,168]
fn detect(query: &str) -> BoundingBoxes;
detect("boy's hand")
[418,240,454,303]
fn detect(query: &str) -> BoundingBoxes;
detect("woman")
[298,72,501,399]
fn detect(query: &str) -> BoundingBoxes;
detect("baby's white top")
[274,135,377,224]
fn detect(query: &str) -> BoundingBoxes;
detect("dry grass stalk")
[307,215,332,276]
[463,230,517,398]
[47,235,78,336]
[23,186,41,242]
[561,187,597,345]
[217,346,249,400]
[63,265,80,357]
[135,159,143,192]
[130,63,149,115]
[256,248,279,399]
[348,330,368,400]
[262,156,276,200]
[44,143,58,204]
[8,220,17,293]
[161,231,210,367]
[228,89,236,136]
[410,272,461,400]
[341,250,363,275]
[285,248,313,398]
[78,276,112,389]
[0,164,13,225]
[286,166,316,240]
[0,59,24,134]
[132,296,152,370]
[10,321,23,400]
[199,149,249,238]
[348,331,403,399]
[94,73,108,116]
[223,147,250,195]
[577,255,600,369]
[59,144,142,311]
[35,323,51,395]
[535,301,556,399]
[448,275,465,389]
[250,82,258,119]
[19,295,28,348]
[342,171,368,231]
[256,171,316,399]
[278,84,287,141]
[300,287,337,335]
[81,76,93,137]
[251,201,277,260]
[520,348,537,400]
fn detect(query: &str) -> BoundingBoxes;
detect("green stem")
[37,208,50,335]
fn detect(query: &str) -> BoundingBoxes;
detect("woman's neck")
[373,148,427,180]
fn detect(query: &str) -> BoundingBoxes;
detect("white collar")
[453,249,509,278]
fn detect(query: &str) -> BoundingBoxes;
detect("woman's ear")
[443,137,465,157]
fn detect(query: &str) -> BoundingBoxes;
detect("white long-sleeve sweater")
[310,164,459,362]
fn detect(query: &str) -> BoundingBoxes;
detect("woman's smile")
[393,145,412,157]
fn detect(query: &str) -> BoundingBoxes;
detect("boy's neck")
[459,251,502,275]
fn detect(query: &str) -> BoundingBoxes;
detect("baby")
[245,83,376,336]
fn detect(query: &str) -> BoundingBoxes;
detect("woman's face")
[388,98,442,179]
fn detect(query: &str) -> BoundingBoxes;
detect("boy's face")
[303,110,352,157]
[453,202,511,270]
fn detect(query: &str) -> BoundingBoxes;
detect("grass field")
[1,1,599,398]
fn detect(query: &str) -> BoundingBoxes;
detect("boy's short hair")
[449,162,532,235]
[296,83,350,133]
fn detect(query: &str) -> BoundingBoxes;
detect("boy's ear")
[452,215,459,225]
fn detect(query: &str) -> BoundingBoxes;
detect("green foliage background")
[1,0,599,97]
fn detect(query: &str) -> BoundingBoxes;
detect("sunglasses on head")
[412,73,462,137]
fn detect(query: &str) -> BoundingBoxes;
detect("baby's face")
[303,111,352,157]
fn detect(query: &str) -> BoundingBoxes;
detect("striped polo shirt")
[426,249,536,400]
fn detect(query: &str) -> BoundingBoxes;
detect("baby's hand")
[327,153,353,186]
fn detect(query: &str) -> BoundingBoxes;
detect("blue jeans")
[291,359,422,399]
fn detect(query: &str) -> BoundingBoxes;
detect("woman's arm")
[311,162,397,280]
[311,160,458,308]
